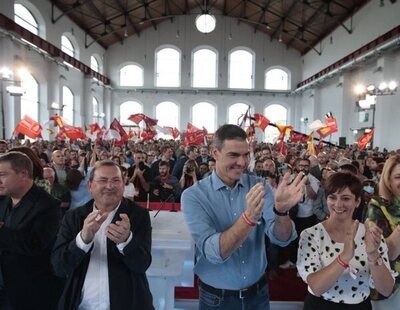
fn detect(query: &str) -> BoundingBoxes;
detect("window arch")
[156,101,179,138]
[90,55,100,72]
[228,103,252,126]
[192,48,218,88]
[120,101,143,126]
[228,49,254,89]
[21,72,39,121]
[265,67,290,90]
[155,47,181,87]
[119,64,143,87]
[61,34,79,59]
[192,102,216,133]
[14,3,38,35]
[264,104,288,143]
[62,86,74,124]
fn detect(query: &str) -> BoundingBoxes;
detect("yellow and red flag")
[307,132,317,156]
[317,117,337,138]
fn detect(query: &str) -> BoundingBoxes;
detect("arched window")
[21,72,39,121]
[14,3,38,35]
[192,102,216,133]
[119,64,143,87]
[228,103,251,126]
[62,86,74,124]
[61,35,75,58]
[228,49,254,89]
[156,101,179,138]
[155,47,181,87]
[265,68,290,90]
[90,56,99,72]
[192,48,217,88]
[264,104,288,143]
[120,101,143,126]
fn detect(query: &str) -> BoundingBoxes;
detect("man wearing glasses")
[52,160,153,310]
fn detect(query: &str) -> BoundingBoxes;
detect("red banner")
[253,113,270,131]
[62,125,86,140]
[358,129,374,150]
[110,118,127,138]
[184,123,207,146]
[15,115,42,139]
[317,117,338,138]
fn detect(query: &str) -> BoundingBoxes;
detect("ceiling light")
[195,14,216,34]
[378,82,387,90]
[354,84,366,95]
[366,84,375,92]
[388,81,397,91]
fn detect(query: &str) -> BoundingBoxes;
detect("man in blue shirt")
[182,124,307,310]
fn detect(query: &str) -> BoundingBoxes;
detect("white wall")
[301,0,400,80]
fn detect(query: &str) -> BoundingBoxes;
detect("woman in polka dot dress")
[297,172,395,310]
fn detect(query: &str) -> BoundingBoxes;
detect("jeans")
[198,283,270,310]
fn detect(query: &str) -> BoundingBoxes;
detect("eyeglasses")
[92,178,122,186]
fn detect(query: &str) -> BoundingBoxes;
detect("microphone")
[153,194,175,218]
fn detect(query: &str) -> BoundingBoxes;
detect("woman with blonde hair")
[367,155,400,309]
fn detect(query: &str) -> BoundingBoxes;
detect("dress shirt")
[182,171,297,290]
[75,203,132,310]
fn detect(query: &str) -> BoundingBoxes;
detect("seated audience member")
[43,167,71,215]
[128,150,151,202]
[121,166,135,201]
[180,159,199,191]
[0,152,63,309]
[65,168,93,209]
[297,172,394,309]
[150,160,181,202]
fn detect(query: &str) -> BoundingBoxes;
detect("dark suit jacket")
[0,184,63,310]
[51,199,154,310]
[309,165,322,181]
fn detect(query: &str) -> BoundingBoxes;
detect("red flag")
[15,115,42,139]
[87,123,101,135]
[110,118,127,138]
[128,113,158,127]
[358,129,374,150]
[62,125,86,140]
[290,131,307,143]
[253,113,270,131]
[317,117,338,138]
[164,126,180,139]
[50,114,64,128]
[141,127,157,141]
[277,141,287,156]
[184,123,207,146]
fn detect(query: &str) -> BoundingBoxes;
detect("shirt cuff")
[76,232,94,253]
[203,233,227,264]
[268,220,297,247]
[116,231,133,254]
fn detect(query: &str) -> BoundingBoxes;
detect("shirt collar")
[211,170,244,191]
[92,200,122,220]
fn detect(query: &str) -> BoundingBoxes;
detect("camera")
[138,161,146,170]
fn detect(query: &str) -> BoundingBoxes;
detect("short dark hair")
[159,160,170,168]
[0,151,33,179]
[89,160,123,182]
[339,164,358,175]
[213,124,247,150]
[325,172,362,199]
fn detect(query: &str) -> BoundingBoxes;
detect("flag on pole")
[358,129,374,150]
[253,113,270,131]
[14,115,42,139]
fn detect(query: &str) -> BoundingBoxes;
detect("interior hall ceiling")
[50,0,369,55]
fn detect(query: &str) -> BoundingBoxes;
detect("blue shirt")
[181,171,297,290]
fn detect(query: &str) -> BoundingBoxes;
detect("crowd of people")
[0,129,399,309]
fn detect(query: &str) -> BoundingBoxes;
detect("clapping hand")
[107,213,131,244]
[81,210,109,244]
[245,183,265,222]
[365,219,383,255]
[341,220,359,263]
[274,171,307,213]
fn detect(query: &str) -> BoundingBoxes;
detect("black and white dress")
[297,222,394,305]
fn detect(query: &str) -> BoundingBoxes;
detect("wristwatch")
[367,255,383,266]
